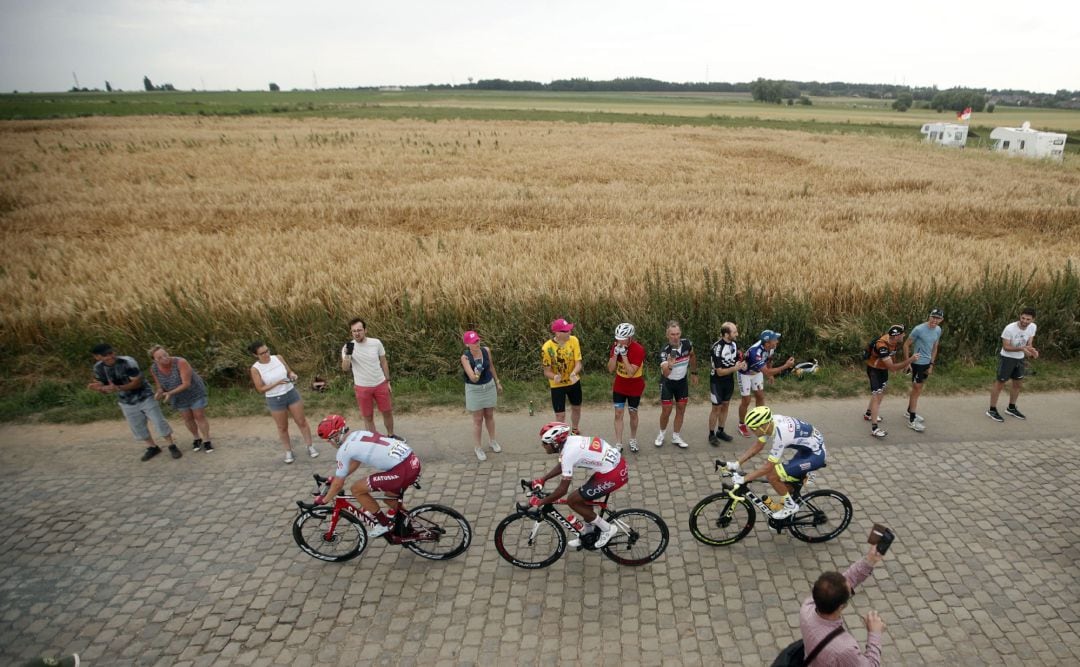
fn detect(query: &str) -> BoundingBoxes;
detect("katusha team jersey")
[334,430,413,475]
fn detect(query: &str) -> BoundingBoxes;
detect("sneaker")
[593,524,619,548]
[474,447,487,461]
[737,424,750,438]
[907,420,926,433]
[192,438,203,452]
[672,433,689,449]
[307,445,319,458]
[284,450,295,464]
[708,432,720,447]
[986,408,1004,423]
[863,413,883,423]
[717,429,733,442]
[202,441,214,452]
[615,442,625,452]
[368,524,390,539]
[654,431,665,447]
[141,445,162,461]
[168,444,183,459]
[628,438,639,453]
[870,428,888,438]
[773,498,799,520]
[489,441,502,453]
[911,413,925,424]
[1006,406,1026,420]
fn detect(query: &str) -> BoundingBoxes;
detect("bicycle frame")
[310,475,418,544]
[518,480,613,549]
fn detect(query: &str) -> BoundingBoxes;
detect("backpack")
[770,626,844,667]
[860,337,878,361]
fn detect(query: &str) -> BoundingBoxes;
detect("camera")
[868,523,895,555]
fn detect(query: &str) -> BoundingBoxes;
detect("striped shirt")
[799,558,882,666]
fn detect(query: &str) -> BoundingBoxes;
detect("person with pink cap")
[541,317,584,434]
[460,330,503,461]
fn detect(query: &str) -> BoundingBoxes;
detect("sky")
[1,0,1078,94]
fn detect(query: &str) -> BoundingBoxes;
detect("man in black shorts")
[655,321,697,448]
[864,325,919,438]
[708,322,747,445]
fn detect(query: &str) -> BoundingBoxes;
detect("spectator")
[800,544,886,666]
[903,309,944,432]
[708,321,747,445]
[864,325,919,438]
[460,330,503,461]
[655,320,697,448]
[249,340,317,464]
[607,322,646,452]
[541,318,584,433]
[987,307,1039,422]
[341,318,404,440]
[148,345,213,452]
[736,330,794,437]
[87,343,181,461]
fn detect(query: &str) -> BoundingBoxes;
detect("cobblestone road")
[2,394,1079,666]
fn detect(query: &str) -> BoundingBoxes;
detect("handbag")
[770,625,845,667]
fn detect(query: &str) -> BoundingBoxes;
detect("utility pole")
[72,71,80,89]
[312,71,319,90]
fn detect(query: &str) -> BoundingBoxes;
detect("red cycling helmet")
[317,414,348,441]
[539,421,571,447]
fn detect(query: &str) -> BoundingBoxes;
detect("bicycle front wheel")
[292,507,367,562]
[401,504,472,561]
[688,492,756,546]
[601,509,669,566]
[493,512,566,569]
[788,490,853,543]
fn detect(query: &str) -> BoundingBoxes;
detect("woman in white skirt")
[460,331,503,461]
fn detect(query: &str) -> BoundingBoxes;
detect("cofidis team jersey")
[559,435,621,478]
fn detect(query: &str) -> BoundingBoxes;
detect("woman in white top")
[249,340,318,463]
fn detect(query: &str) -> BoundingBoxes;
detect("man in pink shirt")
[799,544,886,666]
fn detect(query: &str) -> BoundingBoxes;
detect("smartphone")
[345,341,355,355]
[868,523,895,554]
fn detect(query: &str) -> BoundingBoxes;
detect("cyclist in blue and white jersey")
[724,406,826,519]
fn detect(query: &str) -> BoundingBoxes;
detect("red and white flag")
[957,107,972,121]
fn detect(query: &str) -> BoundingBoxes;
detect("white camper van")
[920,123,969,148]
[990,122,1067,161]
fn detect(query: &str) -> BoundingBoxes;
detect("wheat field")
[1,116,1078,381]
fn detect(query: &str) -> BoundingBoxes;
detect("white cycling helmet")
[614,323,635,340]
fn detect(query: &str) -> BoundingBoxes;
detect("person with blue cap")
[735,329,794,437]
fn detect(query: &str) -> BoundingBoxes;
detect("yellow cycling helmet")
[744,406,773,429]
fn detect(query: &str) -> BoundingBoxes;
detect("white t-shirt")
[999,322,1036,359]
[252,355,293,398]
[559,435,621,478]
[334,430,413,474]
[343,338,387,387]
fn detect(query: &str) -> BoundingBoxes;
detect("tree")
[143,76,154,91]
[986,102,995,113]
[269,82,280,91]
[892,92,913,112]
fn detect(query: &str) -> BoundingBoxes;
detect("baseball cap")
[760,330,781,342]
[550,318,575,333]
[462,331,480,345]
[888,325,905,336]
[929,308,944,319]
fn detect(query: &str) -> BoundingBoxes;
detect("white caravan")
[920,123,969,148]
[989,122,1067,161]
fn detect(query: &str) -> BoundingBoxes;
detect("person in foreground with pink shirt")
[799,544,886,666]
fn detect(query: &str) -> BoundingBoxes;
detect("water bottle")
[386,508,399,535]
[567,514,585,533]
[529,400,534,416]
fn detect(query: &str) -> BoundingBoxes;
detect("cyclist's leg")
[349,478,382,515]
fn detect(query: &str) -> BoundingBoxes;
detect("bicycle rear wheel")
[401,504,472,561]
[601,509,669,566]
[788,490,853,543]
[292,507,367,562]
[493,513,566,569]
[688,492,756,546]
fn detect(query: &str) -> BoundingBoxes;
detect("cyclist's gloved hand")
[731,473,745,486]
[725,461,740,472]
[313,495,326,505]
[531,478,545,491]
[528,496,543,508]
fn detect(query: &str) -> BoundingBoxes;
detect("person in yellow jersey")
[541,318,584,434]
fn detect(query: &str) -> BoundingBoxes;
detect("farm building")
[920,123,968,148]
[989,122,1067,161]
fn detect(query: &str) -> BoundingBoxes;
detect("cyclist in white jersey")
[313,414,421,538]
[724,406,826,519]
[530,421,629,548]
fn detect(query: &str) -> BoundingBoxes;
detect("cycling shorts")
[550,381,583,413]
[578,458,629,500]
[738,372,764,397]
[612,391,641,411]
[911,363,931,384]
[866,367,889,395]
[366,453,421,495]
[777,450,826,483]
[660,377,689,405]
[710,375,734,405]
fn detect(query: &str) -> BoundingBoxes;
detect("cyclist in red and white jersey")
[724,406,826,520]
[313,414,421,538]
[530,422,629,548]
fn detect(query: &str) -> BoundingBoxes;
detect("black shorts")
[996,356,1026,382]
[660,377,689,404]
[911,363,931,384]
[612,391,642,411]
[550,381,583,413]
[866,367,889,394]
[709,375,734,405]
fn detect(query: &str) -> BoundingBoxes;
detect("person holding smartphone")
[341,318,405,441]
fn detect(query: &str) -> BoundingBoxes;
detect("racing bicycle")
[293,473,472,562]
[494,479,669,568]
[689,460,852,546]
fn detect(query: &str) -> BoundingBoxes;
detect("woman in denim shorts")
[249,340,318,464]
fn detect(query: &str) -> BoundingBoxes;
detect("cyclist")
[724,406,826,520]
[530,421,628,548]
[313,414,421,539]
